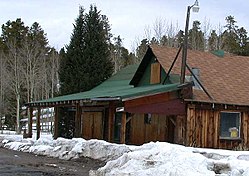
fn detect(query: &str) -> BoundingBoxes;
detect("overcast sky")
[1,0,248,52]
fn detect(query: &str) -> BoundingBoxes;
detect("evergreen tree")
[188,21,205,51]
[59,5,113,95]
[221,15,239,53]
[1,18,29,133]
[111,36,135,73]
[236,27,249,55]
[28,22,49,51]
[1,18,52,133]
[160,35,168,46]
[175,30,184,47]
[150,37,159,45]
[208,30,219,51]
[136,38,149,63]
[1,18,28,49]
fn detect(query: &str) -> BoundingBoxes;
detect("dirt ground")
[0,147,105,176]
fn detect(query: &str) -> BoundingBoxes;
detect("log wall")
[129,114,166,145]
[186,104,249,149]
[129,114,185,145]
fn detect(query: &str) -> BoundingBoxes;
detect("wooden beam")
[54,107,59,139]
[175,115,185,145]
[36,107,41,140]
[124,91,178,108]
[186,106,192,146]
[169,117,176,126]
[126,116,132,123]
[125,99,185,115]
[74,104,81,137]
[120,112,126,144]
[108,102,115,142]
[28,107,33,138]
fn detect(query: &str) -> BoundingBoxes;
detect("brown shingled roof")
[150,45,249,106]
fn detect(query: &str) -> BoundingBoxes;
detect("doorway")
[82,111,103,140]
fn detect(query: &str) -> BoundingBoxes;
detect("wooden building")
[26,45,249,149]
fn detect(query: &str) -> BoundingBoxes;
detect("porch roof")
[28,65,181,106]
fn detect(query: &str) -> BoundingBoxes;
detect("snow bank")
[1,135,130,161]
[2,134,249,176]
[91,142,214,176]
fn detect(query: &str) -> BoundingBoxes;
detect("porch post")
[108,102,115,142]
[36,107,41,140]
[28,107,33,138]
[175,115,185,145]
[74,104,81,137]
[120,112,126,144]
[54,107,59,139]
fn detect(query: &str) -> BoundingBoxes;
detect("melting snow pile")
[0,135,130,161]
[91,142,214,176]
[2,134,249,176]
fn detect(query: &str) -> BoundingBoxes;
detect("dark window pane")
[220,112,240,138]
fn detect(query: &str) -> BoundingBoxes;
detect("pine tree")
[188,21,205,51]
[175,30,184,47]
[208,30,219,51]
[221,15,239,53]
[110,36,135,73]
[1,18,28,133]
[1,19,52,133]
[59,5,113,95]
[236,27,249,56]
[136,39,149,63]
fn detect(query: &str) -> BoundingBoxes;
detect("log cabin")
[26,45,249,149]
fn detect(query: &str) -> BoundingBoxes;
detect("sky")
[0,0,248,52]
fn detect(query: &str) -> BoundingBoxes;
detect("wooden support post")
[28,107,33,138]
[54,107,59,139]
[74,104,81,138]
[175,115,185,145]
[120,112,126,144]
[36,107,41,140]
[108,103,115,142]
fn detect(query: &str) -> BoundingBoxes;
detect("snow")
[1,132,249,175]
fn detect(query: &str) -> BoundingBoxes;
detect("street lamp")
[180,0,199,84]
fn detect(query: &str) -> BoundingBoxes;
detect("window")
[220,112,241,138]
[144,114,152,124]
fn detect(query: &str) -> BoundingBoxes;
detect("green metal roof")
[29,64,180,105]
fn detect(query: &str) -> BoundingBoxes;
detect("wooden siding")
[150,62,161,84]
[74,104,81,137]
[124,91,185,115]
[129,114,165,145]
[186,104,249,149]
[82,111,103,140]
[129,114,185,145]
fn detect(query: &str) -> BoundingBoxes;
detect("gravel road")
[0,147,104,176]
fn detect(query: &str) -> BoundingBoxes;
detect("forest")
[0,4,249,133]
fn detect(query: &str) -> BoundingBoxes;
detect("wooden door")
[82,112,103,140]
[166,116,175,143]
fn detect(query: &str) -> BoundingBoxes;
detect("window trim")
[219,111,241,140]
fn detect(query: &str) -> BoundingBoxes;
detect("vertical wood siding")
[129,114,185,145]
[186,104,249,149]
[150,62,161,84]
[130,114,167,145]
[82,112,103,140]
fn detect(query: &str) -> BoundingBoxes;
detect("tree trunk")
[16,93,21,134]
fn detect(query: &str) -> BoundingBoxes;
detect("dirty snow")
[1,133,249,176]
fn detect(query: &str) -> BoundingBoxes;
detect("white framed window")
[220,112,241,139]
